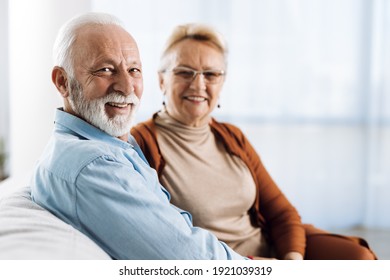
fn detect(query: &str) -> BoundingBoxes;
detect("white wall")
[8,0,91,178]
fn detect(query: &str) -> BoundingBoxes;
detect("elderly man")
[30,12,246,260]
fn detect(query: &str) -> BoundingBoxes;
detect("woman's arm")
[215,122,306,258]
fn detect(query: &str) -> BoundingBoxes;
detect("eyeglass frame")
[163,66,226,84]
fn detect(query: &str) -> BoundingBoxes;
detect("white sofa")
[0,177,111,259]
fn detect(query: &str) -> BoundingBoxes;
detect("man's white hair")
[53,12,124,78]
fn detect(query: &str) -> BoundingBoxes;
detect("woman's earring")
[217,103,221,108]
[162,94,166,106]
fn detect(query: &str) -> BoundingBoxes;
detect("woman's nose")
[189,73,207,90]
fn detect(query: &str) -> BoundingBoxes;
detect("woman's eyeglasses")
[168,67,225,84]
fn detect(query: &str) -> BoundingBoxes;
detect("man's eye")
[91,68,113,76]
[129,68,142,77]
[96,68,113,73]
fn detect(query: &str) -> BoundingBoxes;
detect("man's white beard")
[67,78,140,138]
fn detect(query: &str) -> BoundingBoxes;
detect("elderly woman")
[131,23,376,260]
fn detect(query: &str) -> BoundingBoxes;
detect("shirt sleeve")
[74,155,245,260]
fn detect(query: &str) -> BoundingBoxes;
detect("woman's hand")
[283,252,304,260]
[251,256,278,260]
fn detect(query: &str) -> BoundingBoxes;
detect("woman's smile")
[183,95,208,103]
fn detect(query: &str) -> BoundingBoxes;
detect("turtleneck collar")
[155,109,211,141]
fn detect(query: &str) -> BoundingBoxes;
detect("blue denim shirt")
[30,109,245,260]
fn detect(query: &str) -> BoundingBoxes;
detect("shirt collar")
[54,108,133,150]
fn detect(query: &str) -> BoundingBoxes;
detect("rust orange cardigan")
[131,113,306,258]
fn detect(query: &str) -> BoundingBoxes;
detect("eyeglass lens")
[172,68,224,84]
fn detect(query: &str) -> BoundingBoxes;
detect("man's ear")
[52,66,70,98]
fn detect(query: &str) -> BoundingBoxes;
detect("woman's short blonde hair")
[159,23,228,72]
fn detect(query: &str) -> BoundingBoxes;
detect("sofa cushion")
[0,185,111,259]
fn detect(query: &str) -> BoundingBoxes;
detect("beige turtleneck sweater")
[154,110,266,256]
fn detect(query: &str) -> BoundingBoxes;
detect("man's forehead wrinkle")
[75,24,134,48]
[73,30,141,68]
[90,50,141,68]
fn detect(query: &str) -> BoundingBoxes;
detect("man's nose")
[113,70,135,95]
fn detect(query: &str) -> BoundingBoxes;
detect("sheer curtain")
[92,0,390,229]
[364,0,390,228]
